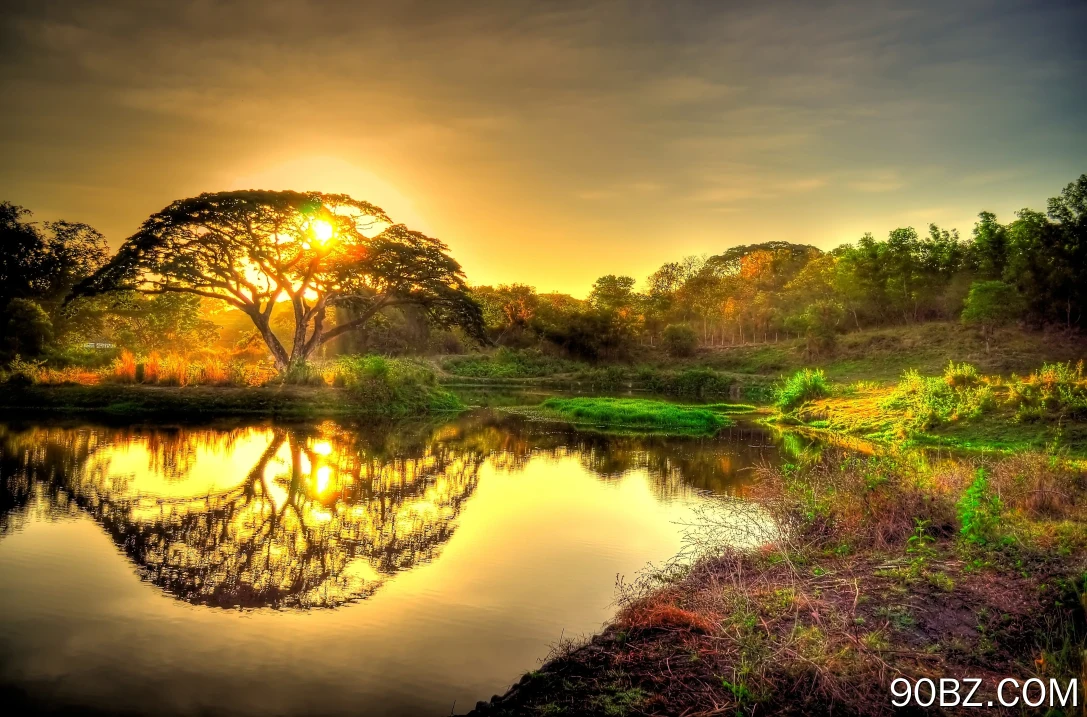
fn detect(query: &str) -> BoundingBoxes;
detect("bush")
[1006,361,1087,419]
[575,365,628,390]
[331,355,463,414]
[774,369,830,412]
[1,298,53,357]
[662,324,698,358]
[638,366,733,399]
[943,361,980,388]
[883,369,994,432]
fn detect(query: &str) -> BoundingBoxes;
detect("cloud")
[847,170,906,193]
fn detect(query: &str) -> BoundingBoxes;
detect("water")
[0,410,783,716]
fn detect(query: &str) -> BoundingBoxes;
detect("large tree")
[76,190,484,370]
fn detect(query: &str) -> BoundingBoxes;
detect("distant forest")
[468,174,1087,359]
[1,174,1085,365]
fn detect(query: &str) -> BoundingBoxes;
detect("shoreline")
[0,384,465,419]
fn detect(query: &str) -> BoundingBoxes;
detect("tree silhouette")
[75,190,484,371]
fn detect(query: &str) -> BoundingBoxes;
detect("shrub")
[1,298,53,357]
[575,365,628,390]
[883,369,994,432]
[331,355,462,414]
[774,369,830,412]
[638,366,733,398]
[662,324,698,358]
[1006,361,1087,419]
[943,361,979,388]
[281,360,325,386]
[157,354,191,386]
[144,351,162,383]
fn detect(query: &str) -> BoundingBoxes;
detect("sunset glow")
[0,3,1084,716]
[311,219,334,244]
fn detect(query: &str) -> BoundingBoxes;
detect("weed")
[957,468,1003,545]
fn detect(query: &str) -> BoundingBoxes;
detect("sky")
[1,0,1085,297]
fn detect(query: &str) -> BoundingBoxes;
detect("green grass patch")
[538,397,731,434]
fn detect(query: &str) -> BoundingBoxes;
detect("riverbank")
[466,444,1087,716]
[0,383,464,418]
[773,362,1087,457]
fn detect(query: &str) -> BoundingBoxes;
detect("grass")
[537,397,737,434]
[1,354,463,417]
[692,321,1087,382]
[782,360,1087,455]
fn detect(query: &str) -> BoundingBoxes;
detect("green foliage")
[957,469,1003,545]
[637,366,735,399]
[538,397,729,433]
[2,298,53,356]
[774,368,830,412]
[942,361,980,387]
[961,280,1022,350]
[661,324,698,357]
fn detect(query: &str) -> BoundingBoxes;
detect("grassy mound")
[538,397,737,434]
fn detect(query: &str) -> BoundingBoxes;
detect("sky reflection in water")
[0,411,783,716]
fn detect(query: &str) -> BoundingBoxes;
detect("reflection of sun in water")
[315,465,332,494]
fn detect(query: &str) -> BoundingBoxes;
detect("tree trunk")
[250,311,290,371]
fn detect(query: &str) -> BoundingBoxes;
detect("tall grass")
[4,351,276,388]
[774,368,830,412]
[539,397,729,433]
[114,350,137,383]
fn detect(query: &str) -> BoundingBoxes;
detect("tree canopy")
[76,190,484,369]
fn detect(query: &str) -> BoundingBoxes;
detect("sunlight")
[315,465,331,494]
[311,219,334,244]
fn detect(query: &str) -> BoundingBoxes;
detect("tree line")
[1,175,1084,368]
[472,175,1087,358]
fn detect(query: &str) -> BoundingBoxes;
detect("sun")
[311,219,334,244]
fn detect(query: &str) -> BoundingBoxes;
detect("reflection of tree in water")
[0,411,781,609]
[0,421,483,609]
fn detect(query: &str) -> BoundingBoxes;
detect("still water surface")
[0,410,783,716]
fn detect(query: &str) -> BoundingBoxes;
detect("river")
[0,408,790,716]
